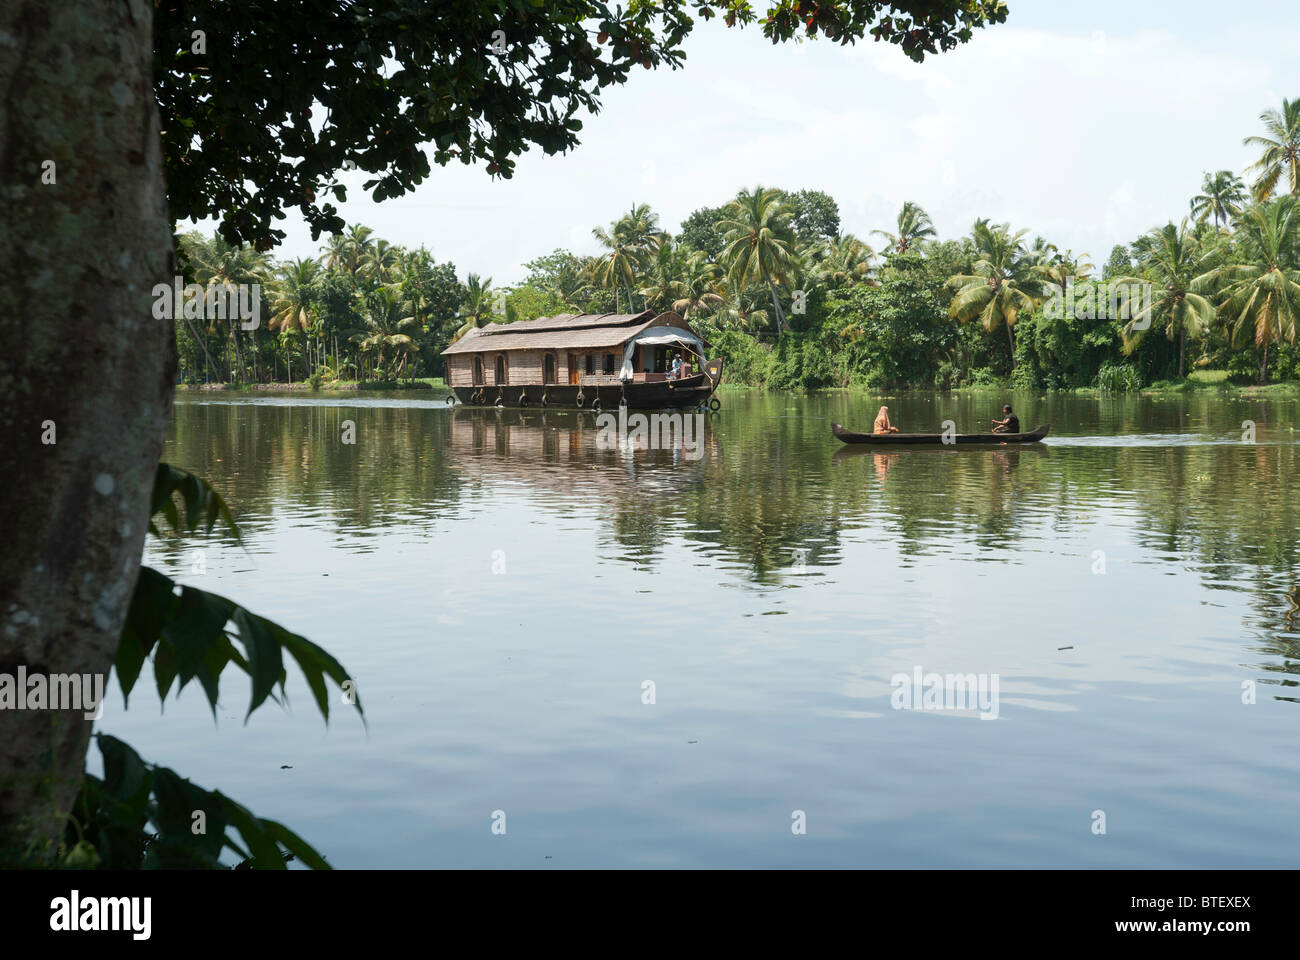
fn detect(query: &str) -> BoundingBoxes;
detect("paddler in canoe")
[990,404,1020,434]
[873,406,899,434]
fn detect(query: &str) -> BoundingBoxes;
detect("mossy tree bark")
[0,0,174,859]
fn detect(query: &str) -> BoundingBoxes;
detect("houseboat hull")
[452,373,720,410]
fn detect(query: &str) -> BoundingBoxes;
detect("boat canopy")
[619,326,707,381]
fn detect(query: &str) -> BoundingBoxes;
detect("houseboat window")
[603,353,615,375]
[495,355,507,385]
[473,357,484,385]
[585,354,595,376]
[543,354,556,384]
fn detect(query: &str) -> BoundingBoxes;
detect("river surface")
[104,390,1300,867]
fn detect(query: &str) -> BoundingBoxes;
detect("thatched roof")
[442,310,686,355]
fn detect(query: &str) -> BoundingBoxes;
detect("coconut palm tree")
[1032,250,1094,295]
[715,281,771,334]
[186,234,270,381]
[1244,98,1300,201]
[619,203,665,251]
[352,283,419,378]
[636,239,686,312]
[718,185,800,332]
[326,223,375,277]
[1112,222,1219,378]
[1203,198,1300,382]
[591,220,640,313]
[395,246,447,347]
[451,274,498,343]
[1190,171,1248,228]
[268,258,322,380]
[821,234,877,287]
[591,205,661,311]
[872,201,937,254]
[668,251,724,320]
[359,238,400,283]
[322,234,350,273]
[946,219,1045,358]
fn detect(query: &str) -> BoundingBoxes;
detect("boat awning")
[619,326,707,381]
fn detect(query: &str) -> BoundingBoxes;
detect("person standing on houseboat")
[873,406,899,434]
[669,352,683,380]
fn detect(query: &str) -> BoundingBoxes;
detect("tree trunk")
[764,270,787,332]
[1259,341,1269,384]
[183,314,219,385]
[1005,319,1016,362]
[1178,327,1186,379]
[0,0,173,861]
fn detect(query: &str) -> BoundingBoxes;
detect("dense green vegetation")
[179,97,1300,392]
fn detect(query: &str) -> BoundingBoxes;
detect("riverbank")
[177,374,1299,401]
[177,378,451,393]
[718,370,1300,400]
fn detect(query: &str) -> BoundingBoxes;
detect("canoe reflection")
[832,443,1049,469]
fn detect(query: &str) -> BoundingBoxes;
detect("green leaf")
[118,567,177,702]
[148,462,240,539]
[163,586,236,706]
[99,735,152,807]
[231,608,285,719]
[222,798,287,869]
[154,640,178,704]
[261,819,331,870]
[279,628,363,723]
[151,768,227,868]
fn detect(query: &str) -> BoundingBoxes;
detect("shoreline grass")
[178,377,451,393]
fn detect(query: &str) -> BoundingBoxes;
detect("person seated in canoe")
[873,405,899,434]
[991,404,1020,434]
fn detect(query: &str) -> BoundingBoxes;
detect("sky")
[216,0,1300,284]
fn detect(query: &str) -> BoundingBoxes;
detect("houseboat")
[441,310,722,410]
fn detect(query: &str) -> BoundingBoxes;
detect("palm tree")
[186,234,270,381]
[636,239,686,312]
[591,205,661,311]
[359,238,400,282]
[1112,222,1219,378]
[619,203,665,250]
[715,281,771,334]
[1190,171,1248,228]
[872,201,937,254]
[1203,198,1300,382]
[268,258,321,380]
[1244,98,1300,201]
[396,246,444,343]
[352,283,419,378]
[671,251,726,319]
[451,274,497,343]
[718,185,800,332]
[327,223,375,276]
[322,234,350,273]
[946,219,1045,358]
[1032,250,1094,295]
[821,234,876,287]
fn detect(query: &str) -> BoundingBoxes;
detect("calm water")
[104,390,1300,867]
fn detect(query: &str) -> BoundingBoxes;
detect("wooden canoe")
[831,422,1050,445]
